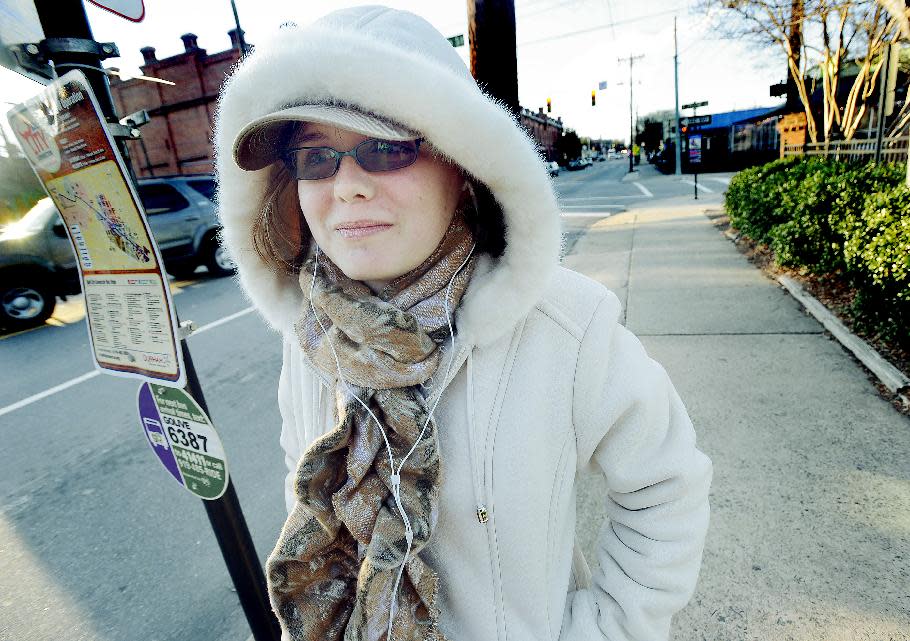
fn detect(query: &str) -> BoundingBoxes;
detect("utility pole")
[467,0,519,117]
[673,17,682,176]
[618,53,644,173]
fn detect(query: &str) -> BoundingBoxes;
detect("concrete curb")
[778,275,910,407]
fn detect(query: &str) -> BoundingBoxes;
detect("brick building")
[519,107,563,162]
[112,32,567,175]
[110,30,244,177]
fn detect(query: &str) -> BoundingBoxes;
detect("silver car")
[0,175,233,330]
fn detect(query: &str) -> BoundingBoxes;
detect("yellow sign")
[7,71,185,387]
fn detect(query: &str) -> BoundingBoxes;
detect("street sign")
[86,0,145,22]
[682,100,709,110]
[681,115,712,127]
[138,382,229,500]
[447,33,464,47]
[688,134,703,164]
[7,70,186,387]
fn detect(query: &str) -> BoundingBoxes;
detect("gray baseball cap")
[232,103,419,171]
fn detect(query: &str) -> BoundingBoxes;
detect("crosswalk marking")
[679,179,715,193]
[633,182,654,198]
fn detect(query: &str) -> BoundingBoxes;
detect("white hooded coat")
[214,6,712,641]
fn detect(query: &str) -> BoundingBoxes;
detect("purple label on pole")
[138,382,184,485]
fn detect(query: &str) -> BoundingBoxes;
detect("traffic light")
[547,97,552,113]
[591,90,596,107]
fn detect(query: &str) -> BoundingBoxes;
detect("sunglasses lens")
[292,148,337,180]
[357,140,419,172]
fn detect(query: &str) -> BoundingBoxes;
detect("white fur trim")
[214,6,562,346]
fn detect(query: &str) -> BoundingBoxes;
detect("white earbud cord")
[308,243,476,640]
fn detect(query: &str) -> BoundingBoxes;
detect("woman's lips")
[335,221,393,239]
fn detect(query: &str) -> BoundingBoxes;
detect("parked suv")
[0,175,232,329]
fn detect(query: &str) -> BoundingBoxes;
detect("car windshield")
[1,198,57,238]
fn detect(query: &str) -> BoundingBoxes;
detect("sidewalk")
[566,205,910,640]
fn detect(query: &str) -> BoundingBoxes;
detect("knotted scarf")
[266,214,476,641]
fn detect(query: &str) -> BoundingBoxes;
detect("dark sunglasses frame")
[283,138,424,180]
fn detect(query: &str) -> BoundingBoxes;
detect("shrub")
[844,185,910,296]
[725,157,910,349]
[725,156,801,243]
[770,158,845,271]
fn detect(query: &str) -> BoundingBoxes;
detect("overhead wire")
[518,6,686,47]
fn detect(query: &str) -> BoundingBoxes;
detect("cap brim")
[232,104,418,171]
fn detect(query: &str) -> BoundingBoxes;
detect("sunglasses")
[283,138,424,180]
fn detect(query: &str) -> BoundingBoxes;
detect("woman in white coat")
[215,6,712,641]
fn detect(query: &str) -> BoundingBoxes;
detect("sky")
[1,0,785,145]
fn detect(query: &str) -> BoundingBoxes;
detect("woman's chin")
[338,261,398,285]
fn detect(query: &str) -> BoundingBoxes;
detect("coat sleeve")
[278,339,304,514]
[560,292,713,641]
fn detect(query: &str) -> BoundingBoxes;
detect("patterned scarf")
[266,214,476,641]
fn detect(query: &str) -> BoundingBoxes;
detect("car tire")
[204,238,236,277]
[1,282,56,330]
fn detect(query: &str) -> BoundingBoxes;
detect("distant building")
[519,107,563,162]
[109,30,245,177]
[112,33,568,175]
[653,106,783,173]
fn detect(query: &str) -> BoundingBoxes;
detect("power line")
[520,0,592,19]
[604,0,617,39]
[518,6,685,47]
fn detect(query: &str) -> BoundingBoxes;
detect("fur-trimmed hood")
[214,5,562,347]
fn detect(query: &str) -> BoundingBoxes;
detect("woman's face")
[294,122,464,290]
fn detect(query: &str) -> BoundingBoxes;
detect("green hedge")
[725,157,909,348]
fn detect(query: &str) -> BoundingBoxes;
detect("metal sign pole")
[179,338,280,641]
[28,2,279,639]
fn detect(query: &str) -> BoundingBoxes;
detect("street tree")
[556,129,582,161]
[700,0,902,142]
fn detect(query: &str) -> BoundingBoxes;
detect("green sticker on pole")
[138,382,228,500]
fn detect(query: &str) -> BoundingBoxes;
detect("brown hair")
[251,132,507,275]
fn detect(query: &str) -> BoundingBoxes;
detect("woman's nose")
[333,155,375,203]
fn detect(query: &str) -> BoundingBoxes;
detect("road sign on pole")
[86,0,145,22]
[681,115,712,127]
[8,71,187,388]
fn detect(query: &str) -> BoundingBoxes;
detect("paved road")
[0,162,725,641]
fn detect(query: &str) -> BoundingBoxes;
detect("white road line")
[560,212,615,218]
[0,305,256,419]
[632,182,654,198]
[560,205,625,210]
[706,176,731,185]
[679,179,715,193]
[0,370,100,418]
[559,195,643,202]
[193,306,255,335]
